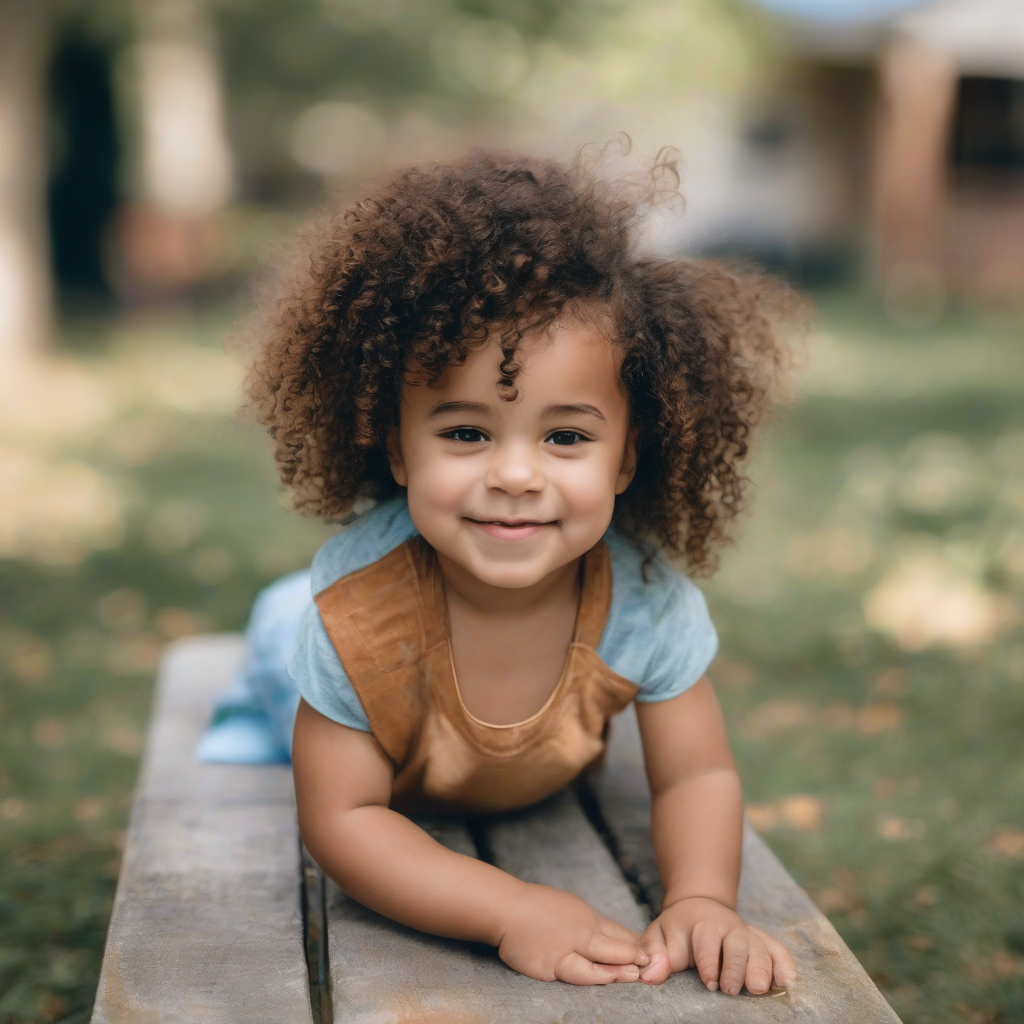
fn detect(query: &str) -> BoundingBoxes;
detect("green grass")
[707,292,1024,1023]
[0,309,332,1024]
[1,293,1022,1023]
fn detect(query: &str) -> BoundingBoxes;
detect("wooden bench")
[92,635,901,1023]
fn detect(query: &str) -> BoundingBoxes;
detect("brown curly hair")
[248,148,800,574]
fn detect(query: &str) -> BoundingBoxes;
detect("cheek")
[404,444,475,511]
[555,451,624,514]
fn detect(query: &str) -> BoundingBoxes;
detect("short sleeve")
[598,531,718,703]
[284,493,417,732]
[632,573,718,702]
[286,601,372,732]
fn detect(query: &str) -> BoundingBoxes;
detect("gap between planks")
[301,843,334,1024]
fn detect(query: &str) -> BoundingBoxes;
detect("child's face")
[390,318,636,591]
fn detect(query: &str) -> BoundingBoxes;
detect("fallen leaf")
[985,826,1024,859]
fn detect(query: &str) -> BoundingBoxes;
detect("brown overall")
[314,536,639,815]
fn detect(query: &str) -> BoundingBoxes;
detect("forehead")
[403,319,626,413]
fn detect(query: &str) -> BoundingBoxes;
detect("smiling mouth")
[464,517,555,538]
[466,518,554,527]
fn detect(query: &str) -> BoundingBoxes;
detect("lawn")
[1,292,1022,1023]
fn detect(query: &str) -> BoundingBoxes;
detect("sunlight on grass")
[1,294,1023,1023]
[0,310,330,1024]
[0,321,243,567]
[705,295,1024,1024]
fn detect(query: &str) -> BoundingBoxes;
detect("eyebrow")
[426,400,492,419]
[425,400,607,422]
[543,403,607,421]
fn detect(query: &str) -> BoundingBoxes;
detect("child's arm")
[634,678,798,993]
[292,698,648,985]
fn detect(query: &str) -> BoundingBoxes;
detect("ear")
[614,428,638,495]
[386,426,408,487]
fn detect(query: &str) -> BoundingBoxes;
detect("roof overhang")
[752,0,1024,77]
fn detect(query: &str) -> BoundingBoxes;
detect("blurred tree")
[0,0,54,362]
[211,0,764,203]
[0,0,762,360]
[133,0,234,217]
[47,36,120,303]
[109,0,237,297]
[211,0,628,200]
[0,0,132,360]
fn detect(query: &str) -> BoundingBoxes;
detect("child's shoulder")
[603,529,707,619]
[601,528,718,699]
[311,496,418,595]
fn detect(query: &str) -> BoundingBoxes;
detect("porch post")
[872,35,957,322]
[0,0,53,363]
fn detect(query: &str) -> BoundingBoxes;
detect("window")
[952,75,1024,172]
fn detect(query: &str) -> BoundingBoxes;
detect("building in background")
[4,0,1023,366]
[0,0,235,363]
[112,0,235,300]
[677,0,1024,321]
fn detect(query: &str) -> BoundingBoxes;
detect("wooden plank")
[329,785,869,1022]
[327,808,684,1024]
[590,703,903,1023]
[482,789,647,935]
[105,636,899,1022]
[587,704,667,911]
[326,817,553,1022]
[301,844,332,1024]
[134,636,294,807]
[92,635,311,1024]
[479,773,865,1022]
[326,704,902,1021]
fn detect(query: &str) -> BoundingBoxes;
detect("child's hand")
[639,896,797,994]
[497,883,649,985]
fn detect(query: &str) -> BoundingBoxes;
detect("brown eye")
[446,427,487,443]
[547,430,586,446]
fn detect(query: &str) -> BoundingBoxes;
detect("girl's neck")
[435,552,581,620]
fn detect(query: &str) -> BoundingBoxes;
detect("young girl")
[232,149,798,994]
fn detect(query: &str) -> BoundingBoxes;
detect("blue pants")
[195,570,312,764]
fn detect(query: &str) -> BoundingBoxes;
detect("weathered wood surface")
[326,704,901,1023]
[325,795,651,1024]
[91,635,310,1024]
[95,634,900,1024]
[484,789,646,934]
[592,704,903,1024]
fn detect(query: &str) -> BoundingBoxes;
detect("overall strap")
[314,538,444,765]
[573,540,613,650]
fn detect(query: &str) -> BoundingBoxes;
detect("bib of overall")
[314,536,639,815]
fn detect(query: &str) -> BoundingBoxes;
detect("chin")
[472,560,553,590]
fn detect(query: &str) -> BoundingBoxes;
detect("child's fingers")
[741,932,775,994]
[554,951,640,985]
[749,925,798,987]
[582,933,647,967]
[691,920,726,991]
[639,933,672,985]
[717,927,751,996]
[598,917,642,945]
[639,947,672,985]
[640,919,690,985]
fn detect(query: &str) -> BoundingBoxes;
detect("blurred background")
[0,0,1022,1021]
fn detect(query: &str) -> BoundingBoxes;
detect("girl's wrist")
[661,891,737,913]
[484,875,534,947]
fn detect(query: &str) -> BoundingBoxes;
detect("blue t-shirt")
[288,496,718,732]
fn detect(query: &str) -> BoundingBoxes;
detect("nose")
[484,439,544,496]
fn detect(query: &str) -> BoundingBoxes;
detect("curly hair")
[248,148,801,574]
